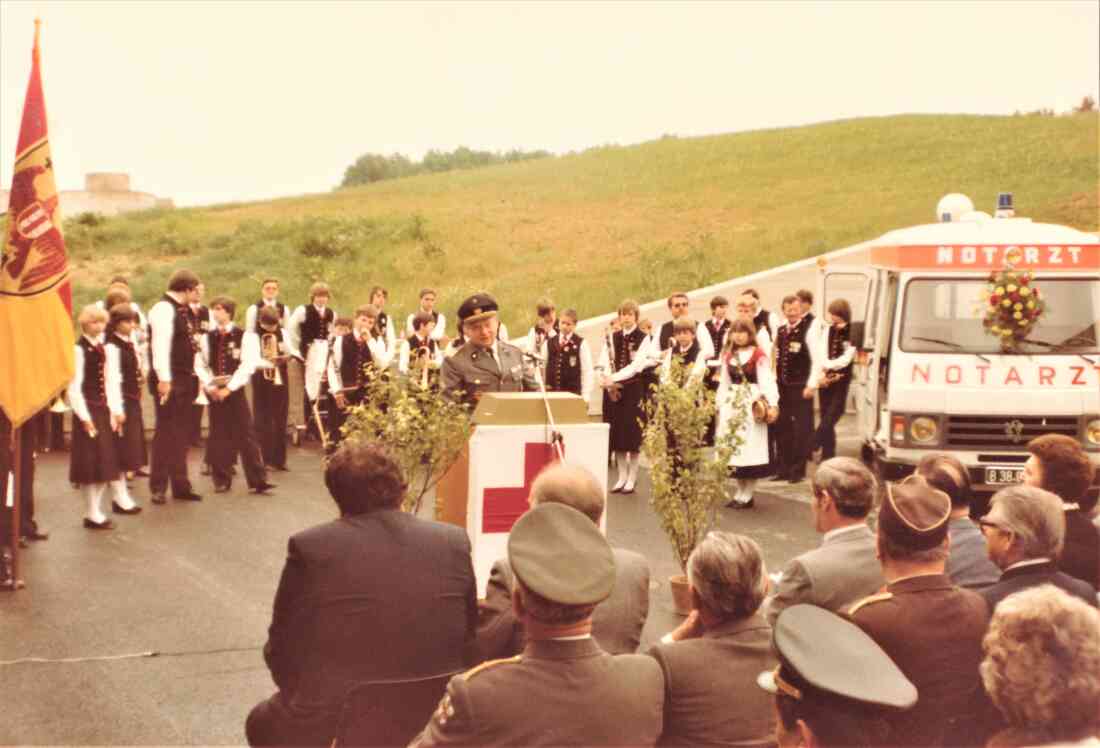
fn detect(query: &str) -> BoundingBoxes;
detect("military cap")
[879,478,951,550]
[757,604,917,711]
[457,292,499,324]
[507,502,615,606]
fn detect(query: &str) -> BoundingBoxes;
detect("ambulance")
[819,194,1100,497]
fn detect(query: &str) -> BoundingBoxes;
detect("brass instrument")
[261,332,284,386]
[414,344,433,389]
[604,326,623,402]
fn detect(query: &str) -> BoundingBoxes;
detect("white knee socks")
[110,479,137,511]
[84,483,107,523]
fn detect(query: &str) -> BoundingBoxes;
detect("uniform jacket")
[946,517,1001,591]
[647,614,776,747]
[441,340,535,405]
[475,548,650,661]
[1060,508,1100,589]
[763,523,884,627]
[980,559,1098,611]
[849,573,991,747]
[262,509,477,714]
[411,637,665,746]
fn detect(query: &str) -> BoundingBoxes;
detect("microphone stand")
[522,349,565,463]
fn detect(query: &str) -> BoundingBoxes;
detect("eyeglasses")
[672,302,689,308]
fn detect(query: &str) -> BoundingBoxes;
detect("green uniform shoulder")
[462,655,522,681]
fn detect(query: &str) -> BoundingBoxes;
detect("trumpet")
[414,345,433,389]
[261,332,284,386]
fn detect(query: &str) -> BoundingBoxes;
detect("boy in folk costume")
[253,306,292,471]
[717,318,779,509]
[542,308,593,403]
[69,306,141,530]
[245,278,289,335]
[598,300,653,494]
[201,297,274,495]
[659,317,707,387]
[810,298,856,462]
[774,294,820,484]
[288,282,336,441]
[399,311,443,384]
[523,297,559,355]
[188,282,210,448]
[105,304,149,482]
[369,285,397,354]
[702,296,731,444]
[405,288,446,342]
[328,304,393,443]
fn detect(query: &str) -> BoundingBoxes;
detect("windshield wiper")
[910,337,990,364]
[1018,338,1098,365]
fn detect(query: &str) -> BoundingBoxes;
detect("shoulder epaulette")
[462,655,522,681]
[848,592,893,616]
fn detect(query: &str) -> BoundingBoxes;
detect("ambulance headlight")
[1085,418,1100,447]
[909,416,939,445]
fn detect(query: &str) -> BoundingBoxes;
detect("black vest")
[727,348,763,386]
[704,318,730,355]
[252,300,286,332]
[752,310,772,342]
[256,327,289,381]
[668,341,701,387]
[827,325,853,381]
[658,321,675,351]
[78,337,108,407]
[149,294,198,387]
[339,333,376,389]
[776,317,811,386]
[108,334,142,401]
[612,328,647,372]
[301,305,335,357]
[406,334,438,357]
[208,327,245,377]
[547,334,584,395]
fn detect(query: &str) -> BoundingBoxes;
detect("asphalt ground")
[0,416,860,745]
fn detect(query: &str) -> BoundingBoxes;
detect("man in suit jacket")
[762,457,884,626]
[978,484,1098,611]
[441,293,536,406]
[476,465,650,660]
[648,532,776,747]
[411,503,665,746]
[246,442,477,747]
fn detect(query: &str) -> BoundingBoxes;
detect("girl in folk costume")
[811,298,856,461]
[716,318,779,509]
[598,300,652,494]
[69,306,141,530]
[105,304,149,480]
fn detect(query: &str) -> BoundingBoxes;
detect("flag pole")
[8,427,25,590]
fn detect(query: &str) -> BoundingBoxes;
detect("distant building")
[0,172,173,217]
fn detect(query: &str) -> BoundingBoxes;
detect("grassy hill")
[50,113,1100,333]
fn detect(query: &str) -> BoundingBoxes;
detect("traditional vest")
[658,321,676,351]
[190,304,210,333]
[827,325,853,382]
[252,300,286,332]
[612,328,647,372]
[752,310,772,342]
[78,337,108,407]
[301,305,335,357]
[668,340,701,387]
[547,333,583,395]
[776,317,811,386]
[339,332,376,389]
[108,334,143,401]
[726,347,766,385]
[208,327,245,377]
[704,318,730,355]
[149,293,198,385]
[406,334,438,357]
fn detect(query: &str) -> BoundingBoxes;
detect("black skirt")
[116,399,148,471]
[604,380,645,453]
[732,462,773,479]
[69,403,121,485]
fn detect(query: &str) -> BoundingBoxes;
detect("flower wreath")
[982,261,1045,350]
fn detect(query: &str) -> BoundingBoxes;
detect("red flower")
[1020,276,1030,285]
[1010,293,1021,303]
[990,295,1001,305]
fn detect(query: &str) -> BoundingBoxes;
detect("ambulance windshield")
[900,278,1100,355]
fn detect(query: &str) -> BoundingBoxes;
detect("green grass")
[43,113,1100,334]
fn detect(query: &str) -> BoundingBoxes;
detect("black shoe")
[151,492,167,505]
[726,498,755,509]
[270,464,289,472]
[23,528,49,541]
[174,491,203,502]
[214,482,232,494]
[787,473,806,484]
[251,482,277,495]
[111,502,142,515]
[83,517,115,530]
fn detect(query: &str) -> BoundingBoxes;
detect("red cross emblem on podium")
[482,442,562,533]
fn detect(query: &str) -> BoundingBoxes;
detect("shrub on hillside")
[340,145,552,188]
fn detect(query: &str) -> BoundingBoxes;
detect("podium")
[437,392,610,596]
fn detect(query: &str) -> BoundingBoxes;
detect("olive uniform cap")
[457,293,499,325]
[879,479,952,551]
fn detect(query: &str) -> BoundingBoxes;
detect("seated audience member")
[848,478,991,747]
[1023,434,1099,588]
[246,442,476,747]
[979,485,1098,611]
[759,605,917,748]
[411,503,665,746]
[916,453,1000,590]
[648,532,776,747]
[762,457,884,625]
[980,585,1100,747]
[476,464,649,660]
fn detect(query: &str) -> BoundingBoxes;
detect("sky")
[1,0,1097,207]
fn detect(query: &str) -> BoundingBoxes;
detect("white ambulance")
[819,195,1100,498]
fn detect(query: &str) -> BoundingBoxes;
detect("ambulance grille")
[944,415,1079,449]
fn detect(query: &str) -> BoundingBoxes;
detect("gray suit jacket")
[763,523,884,627]
[475,547,650,661]
[946,516,1001,590]
[441,340,535,406]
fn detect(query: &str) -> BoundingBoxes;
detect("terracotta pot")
[669,574,693,616]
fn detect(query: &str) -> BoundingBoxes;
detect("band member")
[97,276,149,361]
[105,304,149,479]
[735,293,774,356]
[1,409,48,558]
[369,285,397,353]
[188,282,210,447]
[717,319,779,509]
[775,294,819,483]
[245,278,288,334]
[543,308,593,402]
[660,317,706,386]
[811,299,855,462]
[69,306,141,529]
[288,282,336,441]
[598,300,651,494]
[148,269,204,504]
[202,297,274,495]
[399,311,443,383]
[655,292,715,359]
[440,293,534,406]
[703,296,731,444]
[327,305,392,443]
[405,288,446,342]
[253,306,291,471]
[523,297,558,354]
[743,288,778,343]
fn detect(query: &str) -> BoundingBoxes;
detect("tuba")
[261,332,284,386]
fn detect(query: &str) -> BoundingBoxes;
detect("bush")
[339,146,553,188]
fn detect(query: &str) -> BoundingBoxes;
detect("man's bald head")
[529,464,605,525]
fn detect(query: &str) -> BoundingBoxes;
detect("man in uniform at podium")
[442,292,535,406]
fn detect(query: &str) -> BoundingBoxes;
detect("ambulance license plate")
[985,467,1024,485]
